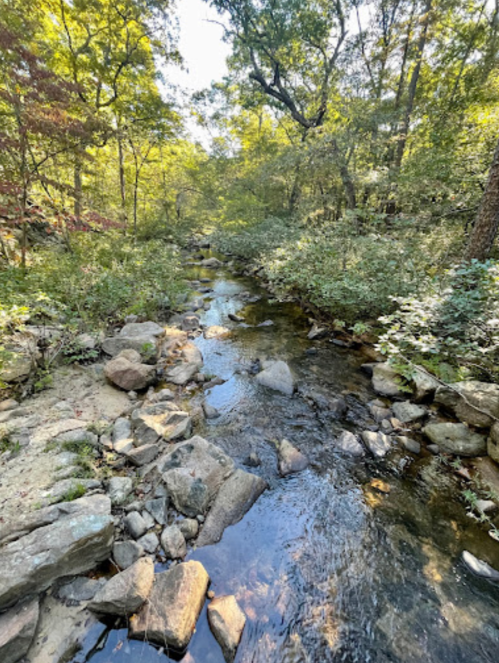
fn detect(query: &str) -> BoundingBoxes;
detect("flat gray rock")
[125,512,148,539]
[57,577,107,604]
[0,500,113,610]
[423,422,487,457]
[335,431,365,456]
[136,531,159,553]
[107,476,133,505]
[198,469,267,547]
[161,525,187,559]
[113,540,144,570]
[391,401,426,424]
[145,497,168,526]
[0,598,39,663]
[372,363,408,398]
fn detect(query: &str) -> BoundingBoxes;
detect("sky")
[163,0,231,144]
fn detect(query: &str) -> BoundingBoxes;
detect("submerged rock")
[129,560,209,650]
[89,557,154,615]
[255,361,295,396]
[197,469,267,547]
[208,595,246,663]
[278,439,309,476]
[0,598,39,663]
[423,422,487,457]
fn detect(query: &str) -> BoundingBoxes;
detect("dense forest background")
[2,0,499,386]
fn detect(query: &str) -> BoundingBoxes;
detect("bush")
[0,232,186,329]
[378,260,499,381]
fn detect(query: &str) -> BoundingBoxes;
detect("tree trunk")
[74,158,82,223]
[331,138,356,210]
[117,129,127,233]
[464,137,499,262]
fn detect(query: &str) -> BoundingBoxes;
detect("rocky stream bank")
[1,244,499,662]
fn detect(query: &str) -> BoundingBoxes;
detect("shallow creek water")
[80,253,499,663]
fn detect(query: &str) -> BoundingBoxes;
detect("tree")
[464,136,499,262]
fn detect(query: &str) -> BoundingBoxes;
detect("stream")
[79,251,499,663]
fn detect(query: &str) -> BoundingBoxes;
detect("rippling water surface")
[80,253,499,663]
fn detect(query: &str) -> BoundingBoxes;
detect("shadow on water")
[79,255,499,663]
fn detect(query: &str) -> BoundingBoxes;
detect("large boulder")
[0,495,114,610]
[197,469,267,547]
[129,561,209,650]
[255,360,295,396]
[372,363,408,398]
[102,321,164,364]
[0,352,35,384]
[0,599,39,663]
[159,436,235,517]
[132,402,191,444]
[435,381,499,428]
[89,557,154,615]
[104,350,156,391]
[423,422,487,456]
[208,595,246,663]
[277,439,309,476]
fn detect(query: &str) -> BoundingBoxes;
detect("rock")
[475,499,497,514]
[203,402,221,419]
[125,512,148,539]
[161,525,187,559]
[391,402,426,424]
[255,360,295,396]
[149,388,175,403]
[159,436,235,516]
[55,428,98,447]
[204,326,230,339]
[0,598,39,663]
[208,595,246,663]
[89,557,154,615]
[136,532,159,553]
[0,399,19,412]
[178,518,199,540]
[435,381,499,428]
[308,323,328,340]
[462,551,499,581]
[104,351,156,391]
[181,314,201,332]
[0,353,34,383]
[57,577,107,604]
[112,417,132,443]
[396,436,421,454]
[372,363,408,398]
[228,313,243,323]
[126,444,160,467]
[197,469,267,547]
[145,497,168,526]
[107,476,133,505]
[113,438,134,454]
[244,452,261,467]
[257,319,274,327]
[113,540,144,570]
[361,431,393,458]
[102,322,163,363]
[278,439,308,476]
[167,362,200,385]
[133,403,191,444]
[141,510,155,530]
[43,478,101,504]
[201,257,222,268]
[411,368,440,402]
[423,423,487,457]
[488,422,499,463]
[369,404,391,422]
[0,497,113,610]
[75,333,101,351]
[335,431,365,456]
[129,561,209,650]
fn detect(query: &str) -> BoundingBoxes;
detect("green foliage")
[59,482,87,503]
[0,233,185,330]
[378,260,499,380]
